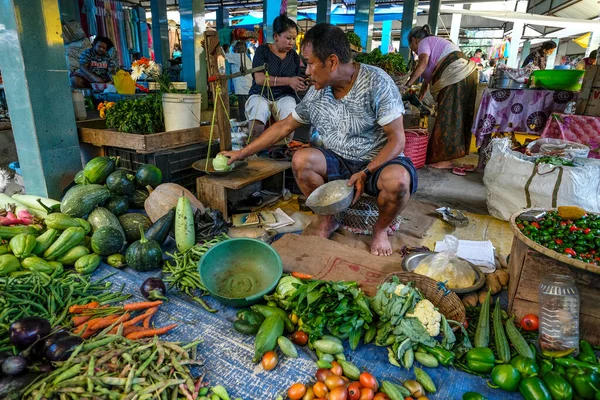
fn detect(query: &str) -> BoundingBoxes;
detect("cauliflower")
[406,299,442,336]
[394,283,408,296]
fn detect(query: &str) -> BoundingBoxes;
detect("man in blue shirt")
[71,36,117,88]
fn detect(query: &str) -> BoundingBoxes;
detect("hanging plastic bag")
[113,69,136,94]
[413,235,476,289]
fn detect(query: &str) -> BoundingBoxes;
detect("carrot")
[88,313,130,330]
[125,324,178,340]
[72,315,92,327]
[123,300,163,311]
[143,315,152,329]
[69,301,100,314]
[81,327,100,339]
[107,307,158,334]
[291,272,313,280]
[122,325,145,336]
[73,323,89,335]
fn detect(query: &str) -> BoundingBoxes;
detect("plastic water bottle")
[538,274,580,358]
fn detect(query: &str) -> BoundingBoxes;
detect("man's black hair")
[273,13,298,36]
[475,48,482,53]
[92,36,114,50]
[301,23,351,64]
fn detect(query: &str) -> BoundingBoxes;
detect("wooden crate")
[508,212,600,346]
[77,119,214,154]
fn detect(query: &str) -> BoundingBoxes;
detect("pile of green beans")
[22,334,206,400]
[163,234,229,313]
[0,271,130,352]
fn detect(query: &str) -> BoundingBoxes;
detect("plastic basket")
[403,128,429,169]
[337,195,402,235]
[530,70,585,91]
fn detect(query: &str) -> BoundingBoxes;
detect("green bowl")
[530,70,585,91]
[198,238,283,307]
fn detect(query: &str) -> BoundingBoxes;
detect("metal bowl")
[305,180,354,215]
[401,251,486,294]
[192,159,248,175]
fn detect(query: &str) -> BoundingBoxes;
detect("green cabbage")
[212,154,232,171]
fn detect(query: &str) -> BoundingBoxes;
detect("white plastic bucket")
[71,90,87,121]
[162,93,202,131]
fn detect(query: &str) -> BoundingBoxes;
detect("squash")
[83,156,118,184]
[135,164,162,188]
[91,226,125,256]
[119,213,152,242]
[105,196,129,217]
[60,184,111,218]
[129,189,149,209]
[106,170,135,196]
[145,208,175,245]
[144,183,205,223]
[87,207,126,239]
[74,170,88,185]
[125,225,162,272]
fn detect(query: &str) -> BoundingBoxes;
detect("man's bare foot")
[302,215,339,238]
[371,228,394,256]
[429,161,454,169]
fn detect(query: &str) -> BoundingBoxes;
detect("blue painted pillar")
[150,0,170,65]
[216,8,229,30]
[0,0,82,198]
[180,0,208,109]
[317,0,332,23]
[264,0,281,43]
[137,6,150,58]
[354,0,375,52]
[380,21,392,54]
[427,0,441,35]
[58,0,80,22]
[399,0,419,61]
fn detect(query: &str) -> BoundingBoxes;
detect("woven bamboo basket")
[509,208,600,275]
[381,271,466,327]
[404,129,429,169]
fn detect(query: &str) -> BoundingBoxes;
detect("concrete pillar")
[546,38,559,70]
[506,21,524,68]
[381,21,392,54]
[286,0,298,21]
[427,0,441,35]
[216,8,229,29]
[354,0,375,52]
[150,0,170,65]
[399,0,418,61]
[450,4,463,45]
[521,40,531,67]
[136,6,150,58]
[0,0,82,198]
[59,0,80,22]
[264,0,281,43]
[317,0,332,24]
[180,0,208,109]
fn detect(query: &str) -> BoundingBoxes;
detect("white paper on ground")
[434,239,497,273]
[267,208,295,229]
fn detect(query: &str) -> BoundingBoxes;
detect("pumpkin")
[144,183,205,223]
[125,225,163,272]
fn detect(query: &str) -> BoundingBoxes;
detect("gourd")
[129,189,149,209]
[60,185,111,218]
[105,170,135,196]
[91,226,126,256]
[83,156,118,184]
[118,213,152,242]
[145,208,175,245]
[125,226,163,272]
[135,164,162,188]
[104,196,129,217]
[144,183,205,223]
[87,207,126,238]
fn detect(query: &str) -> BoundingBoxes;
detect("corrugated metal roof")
[551,0,600,20]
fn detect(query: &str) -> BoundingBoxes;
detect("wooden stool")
[196,158,291,219]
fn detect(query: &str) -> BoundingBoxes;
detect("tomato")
[555,238,563,245]
[520,314,539,331]
[324,375,346,390]
[531,222,540,229]
[303,386,316,400]
[288,383,307,400]
[330,361,343,376]
[372,394,389,400]
[328,386,348,400]
[359,372,378,392]
[261,351,278,371]
[316,368,333,382]
[348,382,362,400]
[359,388,374,400]
[291,331,309,346]
[313,382,329,398]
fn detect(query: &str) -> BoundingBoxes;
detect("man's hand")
[219,150,244,165]
[348,171,367,204]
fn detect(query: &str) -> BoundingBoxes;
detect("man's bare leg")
[292,149,339,237]
[371,165,411,256]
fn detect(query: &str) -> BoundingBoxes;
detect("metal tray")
[489,76,528,90]
[401,251,486,294]
[192,158,248,175]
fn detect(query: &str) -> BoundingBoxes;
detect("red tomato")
[288,383,307,400]
[372,394,389,400]
[328,386,348,400]
[359,388,374,400]
[462,320,469,329]
[359,372,378,392]
[531,222,540,229]
[330,361,343,376]
[348,382,362,400]
[291,331,309,346]
[520,314,539,331]
[316,368,333,382]
[261,351,278,371]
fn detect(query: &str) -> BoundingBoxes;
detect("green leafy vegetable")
[346,32,362,49]
[355,48,407,75]
[105,94,165,134]
[535,156,574,167]
[213,154,233,172]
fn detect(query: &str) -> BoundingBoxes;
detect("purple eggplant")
[40,329,70,357]
[9,317,51,350]
[140,277,167,300]
[1,356,27,376]
[45,335,84,362]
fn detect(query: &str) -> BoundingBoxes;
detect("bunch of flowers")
[131,57,160,81]
[97,101,115,119]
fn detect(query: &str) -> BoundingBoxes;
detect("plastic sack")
[525,138,589,159]
[194,208,228,242]
[484,138,600,221]
[414,235,476,289]
[113,70,136,94]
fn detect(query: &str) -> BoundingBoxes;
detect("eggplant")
[0,352,11,367]
[9,317,51,350]
[41,329,70,357]
[1,356,27,376]
[145,208,175,245]
[140,277,167,300]
[45,336,84,362]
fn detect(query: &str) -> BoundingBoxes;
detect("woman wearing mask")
[521,41,557,70]
[404,25,478,169]
[245,14,307,140]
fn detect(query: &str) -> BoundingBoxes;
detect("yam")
[495,269,509,286]
[485,273,502,295]
[478,291,488,305]
[462,293,478,308]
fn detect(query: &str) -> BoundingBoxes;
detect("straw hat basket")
[381,271,466,329]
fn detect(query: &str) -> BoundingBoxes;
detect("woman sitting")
[245,14,307,140]
[404,25,478,169]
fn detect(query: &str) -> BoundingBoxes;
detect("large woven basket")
[404,129,429,169]
[382,271,466,327]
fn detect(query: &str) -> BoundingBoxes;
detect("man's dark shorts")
[314,148,418,197]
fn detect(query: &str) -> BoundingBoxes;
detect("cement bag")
[525,138,590,159]
[484,138,600,221]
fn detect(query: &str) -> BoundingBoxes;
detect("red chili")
[555,239,563,245]
[517,224,525,230]
[583,228,591,235]
[564,248,577,257]
[595,257,600,262]
[569,225,579,232]
[559,221,567,226]
[592,250,597,255]
[531,222,541,229]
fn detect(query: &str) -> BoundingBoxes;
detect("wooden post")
[204,31,232,151]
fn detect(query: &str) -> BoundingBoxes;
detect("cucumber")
[57,246,90,265]
[320,353,334,363]
[253,315,284,363]
[277,336,298,358]
[313,339,344,355]
[316,360,333,369]
[415,352,439,368]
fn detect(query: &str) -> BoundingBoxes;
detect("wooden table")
[196,159,291,219]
